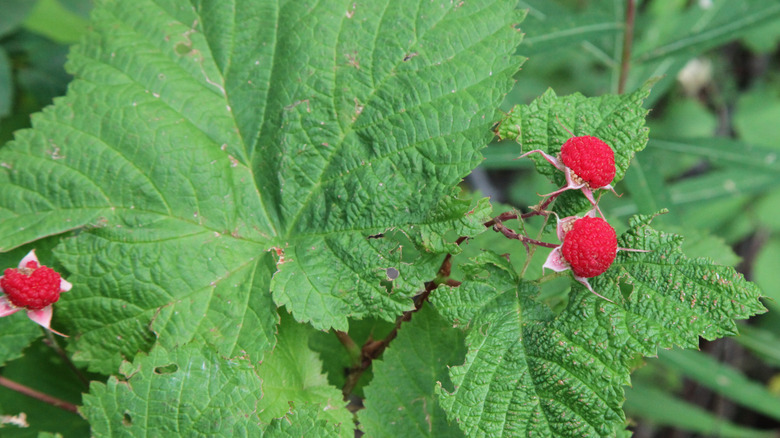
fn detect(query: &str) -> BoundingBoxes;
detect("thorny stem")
[0,376,79,413]
[618,0,636,94]
[44,329,90,388]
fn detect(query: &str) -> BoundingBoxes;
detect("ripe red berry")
[560,136,616,189]
[1,266,63,310]
[561,216,617,278]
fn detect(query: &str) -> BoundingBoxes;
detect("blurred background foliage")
[2,0,780,436]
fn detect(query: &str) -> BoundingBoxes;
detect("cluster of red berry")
[518,134,645,300]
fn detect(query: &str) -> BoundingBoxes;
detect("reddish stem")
[0,376,79,413]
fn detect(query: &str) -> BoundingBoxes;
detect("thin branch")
[618,0,637,94]
[0,376,79,413]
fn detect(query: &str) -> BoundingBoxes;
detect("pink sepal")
[0,296,21,317]
[27,306,67,337]
[572,275,615,303]
[517,149,565,172]
[543,247,569,273]
[60,278,73,292]
[18,250,39,269]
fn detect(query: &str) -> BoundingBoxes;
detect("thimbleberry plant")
[0,1,767,437]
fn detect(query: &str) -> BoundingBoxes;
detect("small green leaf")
[256,313,352,436]
[0,0,37,38]
[0,313,41,367]
[494,81,653,216]
[359,305,466,438]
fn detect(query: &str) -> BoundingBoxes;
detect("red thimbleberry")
[0,250,72,336]
[560,136,616,190]
[1,265,63,310]
[543,209,648,302]
[517,133,619,217]
[560,215,617,278]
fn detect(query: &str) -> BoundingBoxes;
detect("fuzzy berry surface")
[1,266,62,310]
[561,216,618,278]
[560,136,616,188]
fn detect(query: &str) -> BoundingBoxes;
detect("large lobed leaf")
[0,0,525,372]
[431,215,764,437]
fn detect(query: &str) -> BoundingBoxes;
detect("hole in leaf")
[122,412,132,426]
[174,42,192,55]
[154,363,179,375]
[386,267,399,281]
[618,277,633,301]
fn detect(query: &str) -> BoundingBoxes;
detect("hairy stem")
[0,376,79,413]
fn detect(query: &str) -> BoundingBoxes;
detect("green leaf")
[633,1,780,64]
[752,236,780,307]
[0,0,37,38]
[430,214,764,437]
[83,341,346,437]
[658,349,780,421]
[359,305,466,438]
[262,0,525,330]
[256,313,352,435]
[0,314,41,367]
[263,403,345,438]
[627,0,780,105]
[650,137,780,172]
[734,324,780,368]
[494,81,652,217]
[734,85,780,149]
[22,0,89,44]
[517,1,622,56]
[0,0,524,372]
[0,47,12,119]
[624,381,777,438]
